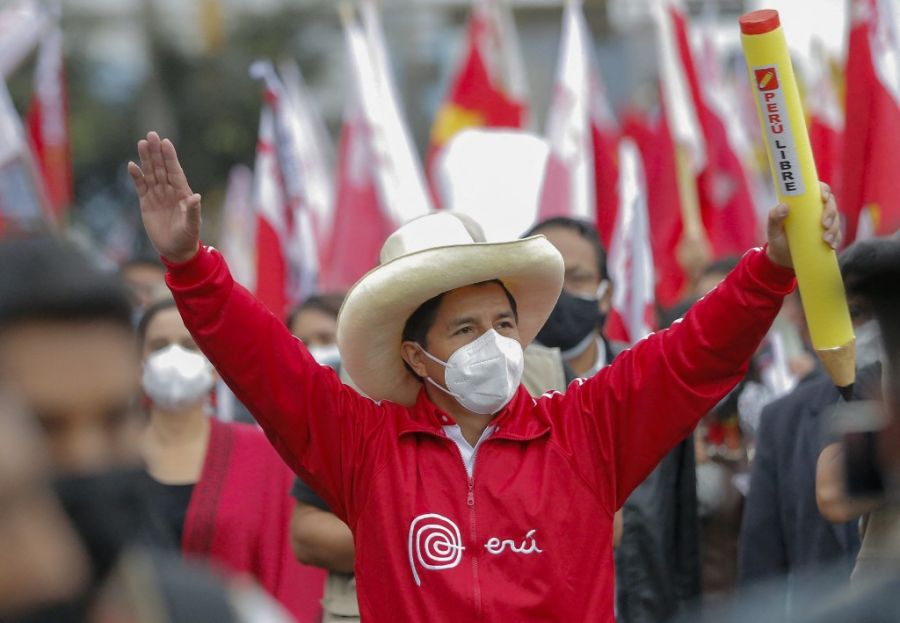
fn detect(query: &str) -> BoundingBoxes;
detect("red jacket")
[166,245,794,622]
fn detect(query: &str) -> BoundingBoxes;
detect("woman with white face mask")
[137,299,326,622]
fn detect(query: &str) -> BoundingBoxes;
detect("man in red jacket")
[128,131,840,622]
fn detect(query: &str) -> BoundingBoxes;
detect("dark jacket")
[615,436,700,622]
[738,372,859,586]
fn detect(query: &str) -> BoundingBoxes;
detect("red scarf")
[183,418,326,621]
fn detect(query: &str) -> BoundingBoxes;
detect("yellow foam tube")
[740,9,855,388]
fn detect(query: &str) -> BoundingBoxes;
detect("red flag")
[251,62,322,305]
[605,138,656,344]
[322,5,422,291]
[806,41,844,195]
[842,0,900,241]
[27,26,71,221]
[322,103,394,291]
[667,2,759,258]
[428,0,528,195]
[623,107,685,310]
[251,107,290,319]
[0,77,51,234]
[538,0,619,248]
[355,1,432,225]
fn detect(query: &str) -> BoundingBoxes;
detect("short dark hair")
[285,293,346,329]
[401,280,518,378]
[0,236,133,333]
[137,298,178,347]
[524,217,608,281]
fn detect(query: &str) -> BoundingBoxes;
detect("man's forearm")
[291,504,356,573]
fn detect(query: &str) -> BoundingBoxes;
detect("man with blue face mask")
[129,132,841,622]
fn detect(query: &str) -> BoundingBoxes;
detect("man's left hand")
[766,182,842,269]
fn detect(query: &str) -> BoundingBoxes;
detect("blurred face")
[121,264,167,312]
[538,226,611,320]
[0,406,89,615]
[0,322,141,474]
[291,308,338,347]
[539,226,602,298]
[142,306,199,360]
[401,282,519,387]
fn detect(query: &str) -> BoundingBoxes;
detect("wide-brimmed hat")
[337,212,564,406]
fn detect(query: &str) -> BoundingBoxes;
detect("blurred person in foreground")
[0,235,163,582]
[802,234,900,620]
[526,216,700,620]
[0,393,89,619]
[737,245,881,607]
[138,298,326,622]
[129,131,839,621]
[816,236,898,587]
[0,236,290,622]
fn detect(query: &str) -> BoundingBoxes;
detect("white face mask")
[308,343,341,370]
[856,319,884,369]
[142,344,215,411]
[418,329,524,415]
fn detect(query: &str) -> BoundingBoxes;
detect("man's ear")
[400,341,429,378]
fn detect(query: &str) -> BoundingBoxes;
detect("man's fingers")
[181,193,202,231]
[161,138,191,193]
[137,139,155,185]
[818,183,841,249]
[127,162,148,197]
[767,204,788,240]
[769,203,789,226]
[147,132,168,190]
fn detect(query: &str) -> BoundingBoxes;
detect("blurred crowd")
[0,208,898,621]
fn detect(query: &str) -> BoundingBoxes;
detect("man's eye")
[455,326,473,336]
[498,321,515,329]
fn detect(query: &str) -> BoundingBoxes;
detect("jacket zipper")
[468,473,481,617]
[451,439,483,618]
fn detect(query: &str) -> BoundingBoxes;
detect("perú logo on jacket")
[407,513,543,586]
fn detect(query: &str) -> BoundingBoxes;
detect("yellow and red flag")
[427,0,528,199]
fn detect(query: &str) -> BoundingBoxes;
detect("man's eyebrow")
[495,310,516,321]
[448,316,478,329]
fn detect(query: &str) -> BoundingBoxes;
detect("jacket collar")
[397,385,550,442]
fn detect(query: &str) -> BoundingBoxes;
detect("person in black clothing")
[738,371,861,589]
[0,236,178,619]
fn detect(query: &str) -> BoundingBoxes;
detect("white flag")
[0,0,54,78]
[351,1,433,225]
[607,138,655,344]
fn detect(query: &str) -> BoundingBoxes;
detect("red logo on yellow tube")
[755,67,779,91]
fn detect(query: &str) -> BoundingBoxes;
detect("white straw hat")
[336,212,564,406]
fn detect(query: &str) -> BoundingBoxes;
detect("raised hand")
[128,132,201,264]
[766,182,842,269]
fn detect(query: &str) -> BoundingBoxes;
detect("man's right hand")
[128,132,201,264]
